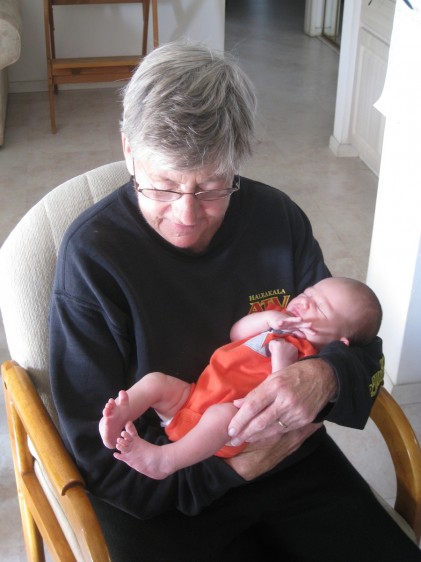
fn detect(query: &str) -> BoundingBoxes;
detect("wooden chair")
[1,162,421,561]
[2,360,111,562]
[370,387,421,542]
[43,0,158,133]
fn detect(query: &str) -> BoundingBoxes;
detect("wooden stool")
[43,0,158,133]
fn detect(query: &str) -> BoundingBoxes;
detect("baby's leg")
[99,372,191,449]
[269,339,299,372]
[115,402,238,479]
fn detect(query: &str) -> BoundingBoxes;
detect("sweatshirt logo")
[369,356,385,397]
[248,289,290,314]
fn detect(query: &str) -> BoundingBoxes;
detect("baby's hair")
[339,277,382,346]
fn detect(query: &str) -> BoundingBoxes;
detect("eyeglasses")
[132,162,240,202]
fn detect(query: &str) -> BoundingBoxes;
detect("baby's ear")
[340,337,350,346]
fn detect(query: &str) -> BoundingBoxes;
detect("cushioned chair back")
[0,161,130,424]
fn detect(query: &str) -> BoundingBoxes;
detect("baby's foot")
[114,421,173,480]
[99,390,131,448]
[115,420,138,454]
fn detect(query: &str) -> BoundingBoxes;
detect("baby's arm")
[269,339,299,371]
[230,309,307,341]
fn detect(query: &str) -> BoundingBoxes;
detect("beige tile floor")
[0,0,420,559]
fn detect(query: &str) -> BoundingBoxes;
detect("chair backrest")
[0,161,130,424]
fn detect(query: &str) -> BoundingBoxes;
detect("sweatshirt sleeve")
[49,290,246,519]
[313,337,384,428]
[286,196,385,429]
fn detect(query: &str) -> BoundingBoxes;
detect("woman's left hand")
[228,358,337,445]
[225,423,322,480]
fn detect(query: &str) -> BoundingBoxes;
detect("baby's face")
[286,278,352,349]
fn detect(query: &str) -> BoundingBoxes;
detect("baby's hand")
[266,310,313,334]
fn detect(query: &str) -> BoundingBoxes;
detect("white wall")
[367,0,421,403]
[304,0,324,36]
[308,0,421,401]
[329,0,396,175]
[9,0,225,92]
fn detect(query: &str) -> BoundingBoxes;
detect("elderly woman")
[49,43,421,561]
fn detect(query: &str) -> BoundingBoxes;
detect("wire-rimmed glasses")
[132,162,240,202]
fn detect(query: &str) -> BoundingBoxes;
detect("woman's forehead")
[140,157,224,181]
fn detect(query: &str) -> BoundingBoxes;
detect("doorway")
[321,0,344,47]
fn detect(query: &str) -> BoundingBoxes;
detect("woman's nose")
[172,193,199,224]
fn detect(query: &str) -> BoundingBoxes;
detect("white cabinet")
[350,0,396,174]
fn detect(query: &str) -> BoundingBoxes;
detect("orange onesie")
[165,330,317,458]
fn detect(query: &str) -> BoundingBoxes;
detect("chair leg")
[142,0,150,56]
[17,489,45,562]
[48,77,57,134]
[43,0,57,133]
[152,0,159,47]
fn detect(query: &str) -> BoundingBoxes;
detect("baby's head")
[286,277,382,350]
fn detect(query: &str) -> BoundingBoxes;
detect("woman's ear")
[121,133,134,175]
[340,337,350,347]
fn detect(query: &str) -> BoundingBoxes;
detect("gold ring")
[278,419,288,429]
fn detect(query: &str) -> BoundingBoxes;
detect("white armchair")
[1,161,420,560]
[1,161,129,561]
[0,0,22,145]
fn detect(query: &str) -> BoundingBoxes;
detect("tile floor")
[0,0,420,559]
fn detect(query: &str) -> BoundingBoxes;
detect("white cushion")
[0,161,130,424]
[29,438,84,562]
[0,0,22,71]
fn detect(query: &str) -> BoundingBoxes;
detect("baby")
[99,276,382,479]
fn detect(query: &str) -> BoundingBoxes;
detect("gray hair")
[121,42,257,175]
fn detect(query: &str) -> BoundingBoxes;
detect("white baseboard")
[329,135,359,157]
[9,80,128,94]
[9,80,48,93]
[383,371,421,405]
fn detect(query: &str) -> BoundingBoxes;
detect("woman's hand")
[225,423,322,480]
[228,358,337,446]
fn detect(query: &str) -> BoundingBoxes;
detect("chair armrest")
[2,360,111,561]
[370,386,421,543]
[2,360,84,494]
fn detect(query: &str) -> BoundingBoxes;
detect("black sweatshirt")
[49,177,383,519]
